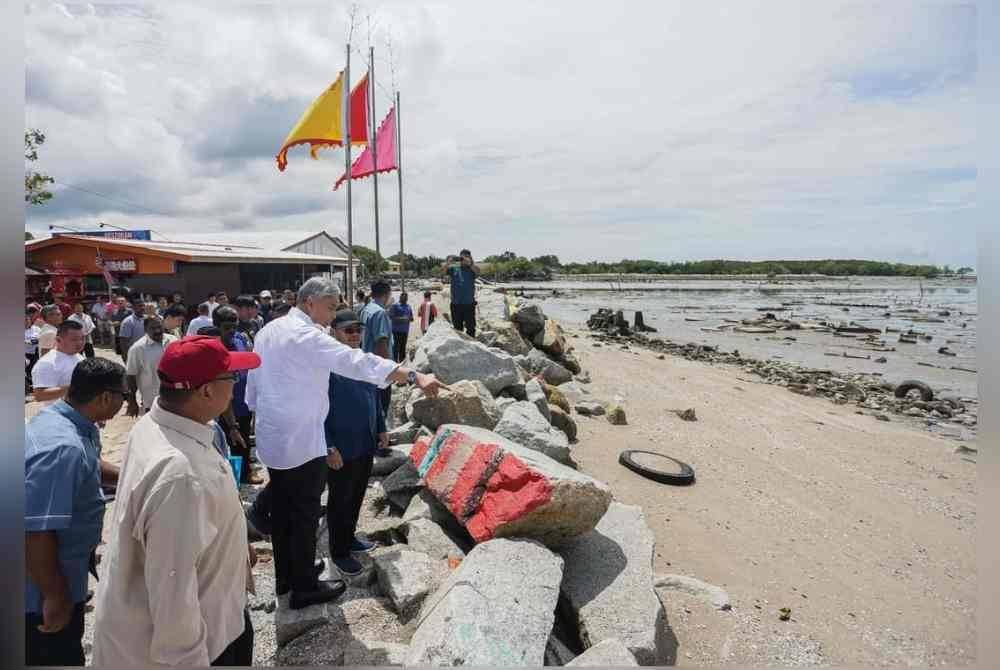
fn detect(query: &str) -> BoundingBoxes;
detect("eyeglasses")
[339,326,362,335]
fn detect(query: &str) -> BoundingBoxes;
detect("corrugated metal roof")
[27,234,357,265]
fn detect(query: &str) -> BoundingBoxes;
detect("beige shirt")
[125,333,178,410]
[92,400,249,667]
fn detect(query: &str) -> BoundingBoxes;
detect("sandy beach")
[32,297,976,667]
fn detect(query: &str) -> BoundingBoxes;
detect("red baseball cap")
[158,335,261,389]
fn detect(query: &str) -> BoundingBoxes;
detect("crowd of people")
[23,250,483,666]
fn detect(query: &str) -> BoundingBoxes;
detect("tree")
[351,245,388,278]
[25,129,54,205]
[25,231,34,240]
[956,266,974,276]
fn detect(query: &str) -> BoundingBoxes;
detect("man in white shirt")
[68,302,96,359]
[37,304,63,357]
[125,317,177,415]
[31,320,86,404]
[92,336,262,667]
[186,301,214,336]
[246,277,444,609]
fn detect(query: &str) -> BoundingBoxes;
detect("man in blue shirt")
[25,357,127,666]
[442,248,480,337]
[388,291,414,363]
[324,309,386,577]
[359,279,394,413]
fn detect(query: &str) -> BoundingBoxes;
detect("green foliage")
[25,231,34,240]
[25,129,54,205]
[351,245,388,277]
[956,266,974,276]
[557,258,943,278]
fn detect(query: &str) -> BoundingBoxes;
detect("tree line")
[354,248,968,280]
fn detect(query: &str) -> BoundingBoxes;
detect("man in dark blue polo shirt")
[442,249,480,337]
[324,309,386,577]
[24,357,127,666]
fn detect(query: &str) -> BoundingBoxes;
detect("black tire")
[619,450,695,486]
[894,380,934,402]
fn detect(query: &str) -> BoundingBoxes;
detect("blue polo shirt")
[359,301,393,355]
[447,266,477,305]
[388,302,413,335]
[324,373,386,462]
[24,400,105,613]
[226,331,252,417]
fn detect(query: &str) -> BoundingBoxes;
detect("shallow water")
[498,277,978,401]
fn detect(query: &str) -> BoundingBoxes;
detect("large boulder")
[411,320,468,373]
[402,489,469,540]
[557,350,583,375]
[410,425,612,547]
[387,421,421,446]
[566,638,638,667]
[494,402,572,465]
[372,546,442,619]
[525,348,574,386]
[492,320,533,356]
[382,460,423,510]
[558,502,672,665]
[425,336,521,394]
[533,318,567,357]
[410,379,500,430]
[548,405,578,442]
[406,539,563,666]
[402,517,466,560]
[525,378,552,422]
[511,303,547,338]
[372,443,414,476]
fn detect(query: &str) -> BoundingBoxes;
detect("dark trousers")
[392,332,409,363]
[210,609,254,666]
[25,602,86,666]
[450,302,477,337]
[326,454,375,557]
[233,414,253,483]
[83,343,95,359]
[268,457,327,592]
[26,351,38,391]
[380,384,392,415]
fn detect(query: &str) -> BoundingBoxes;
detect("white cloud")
[25,1,977,267]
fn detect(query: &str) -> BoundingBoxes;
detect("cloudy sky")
[25,2,976,267]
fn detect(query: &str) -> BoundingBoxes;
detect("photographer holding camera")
[440,249,480,337]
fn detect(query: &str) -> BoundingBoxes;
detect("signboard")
[57,229,152,241]
[103,258,137,272]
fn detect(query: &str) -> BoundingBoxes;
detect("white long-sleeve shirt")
[246,306,399,470]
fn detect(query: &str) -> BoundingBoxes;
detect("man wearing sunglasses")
[25,358,127,666]
[92,336,262,667]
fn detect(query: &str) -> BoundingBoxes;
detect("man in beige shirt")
[92,335,261,667]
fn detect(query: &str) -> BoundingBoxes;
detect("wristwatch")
[407,370,417,385]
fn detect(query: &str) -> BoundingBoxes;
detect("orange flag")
[275,71,369,172]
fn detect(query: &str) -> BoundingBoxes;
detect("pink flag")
[333,106,398,190]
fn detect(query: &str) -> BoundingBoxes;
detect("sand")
[564,328,976,666]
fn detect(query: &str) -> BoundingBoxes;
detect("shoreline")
[473,287,976,666]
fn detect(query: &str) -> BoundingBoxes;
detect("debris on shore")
[583,308,978,434]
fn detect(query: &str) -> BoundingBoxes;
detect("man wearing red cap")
[246,277,444,610]
[92,336,262,667]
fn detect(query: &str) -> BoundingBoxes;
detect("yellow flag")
[276,72,345,172]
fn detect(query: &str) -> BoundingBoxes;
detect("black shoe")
[277,560,325,596]
[349,536,377,554]
[331,555,364,577]
[289,580,346,610]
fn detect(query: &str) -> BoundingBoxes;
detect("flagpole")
[369,46,381,267]
[396,90,404,293]
[344,44,354,307]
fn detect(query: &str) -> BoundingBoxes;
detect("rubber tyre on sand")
[894,380,934,402]
[619,450,695,486]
